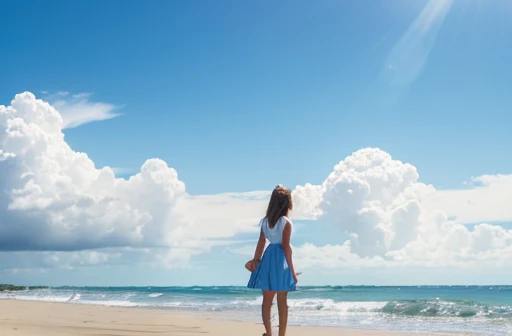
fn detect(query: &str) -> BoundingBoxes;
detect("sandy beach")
[0,299,452,336]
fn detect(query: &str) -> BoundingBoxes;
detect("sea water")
[2,285,511,335]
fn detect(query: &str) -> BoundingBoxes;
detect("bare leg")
[262,291,275,336]
[277,292,288,336]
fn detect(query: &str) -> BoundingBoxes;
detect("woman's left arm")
[282,222,297,283]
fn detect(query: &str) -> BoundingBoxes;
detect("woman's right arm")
[252,229,266,262]
[281,222,297,283]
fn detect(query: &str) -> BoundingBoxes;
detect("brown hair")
[266,184,293,228]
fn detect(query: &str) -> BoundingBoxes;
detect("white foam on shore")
[77,300,147,307]
[230,297,386,314]
[0,293,73,303]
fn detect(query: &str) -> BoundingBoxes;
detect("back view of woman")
[246,185,298,336]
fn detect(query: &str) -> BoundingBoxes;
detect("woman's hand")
[245,259,260,272]
[293,273,299,284]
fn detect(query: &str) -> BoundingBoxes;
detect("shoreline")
[0,299,462,336]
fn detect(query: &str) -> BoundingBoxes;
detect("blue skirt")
[247,244,296,292]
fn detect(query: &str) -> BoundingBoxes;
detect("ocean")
[1,285,511,335]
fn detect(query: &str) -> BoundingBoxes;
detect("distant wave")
[286,299,386,313]
[148,293,163,298]
[382,299,512,318]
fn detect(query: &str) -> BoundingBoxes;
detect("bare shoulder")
[282,218,293,232]
[282,216,293,227]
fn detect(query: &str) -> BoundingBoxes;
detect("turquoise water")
[2,286,511,335]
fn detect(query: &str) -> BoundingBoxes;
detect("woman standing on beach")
[246,184,298,336]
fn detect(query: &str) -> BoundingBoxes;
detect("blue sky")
[1,0,512,286]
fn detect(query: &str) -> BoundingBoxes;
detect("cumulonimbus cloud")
[290,148,512,268]
[0,93,259,259]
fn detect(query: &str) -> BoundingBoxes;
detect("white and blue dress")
[247,216,296,292]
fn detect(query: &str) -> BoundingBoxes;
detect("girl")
[246,184,298,336]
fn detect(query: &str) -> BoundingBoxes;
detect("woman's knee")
[276,292,288,304]
[262,291,275,305]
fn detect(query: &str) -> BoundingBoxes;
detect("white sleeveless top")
[261,216,292,244]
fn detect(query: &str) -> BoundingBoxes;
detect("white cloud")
[111,167,133,175]
[1,92,511,271]
[294,243,385,270]
[423,174,512,224]
[0,93,256,266]
[0,149,16,161]
[43,91,121,128]
[175,191,268,240]
[292,148,512,268]
[291,183,323,220]
[0,250,120,271]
